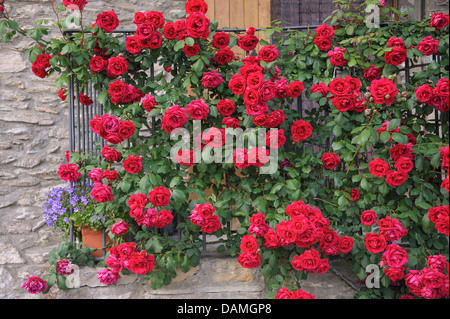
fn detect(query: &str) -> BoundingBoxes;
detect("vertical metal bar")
[68,72,75,244]
[76,80,81,153]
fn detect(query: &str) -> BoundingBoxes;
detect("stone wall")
[0,0,447,300]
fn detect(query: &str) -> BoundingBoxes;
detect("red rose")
[237,252,262,269]
[441,176,449,192]
[102,169,118,183]
[385,169,408,187]
[240,235,259,254]
[429,12,449,31]
[332,94,356,112]
[91,183,114,203]
[101,145,121,162]
[222,117,240,128]
[415,84,434,103]
[186,12,210,40]
[427,254,449,273]
[246,103,268,116]
[108,80,129,102]
[263,228,280,249]
[31,63,48,78]
[252,114,268,127]
[345,188,360,202]
[368,78,398,106]
[142,94,160,112]
[313,36,333,51]
[364,64,382,81]
[148,186,171,207]
[436,78,449,94]
[427,205,449,224]
[118,120,136,140]
[88,168,103,183]
[291,119,312,143]
[429,91,449,113]
[110,220,129,236]
[364,233,387,254]
[175,149,196,167]
[35,53,52,69]
[63,0,87,11]
[217,99,235,116]
[136,22,156,41]
[321,153,340,169]
[327,47,348,67]
[96,11,119,33]
[394,156,414,173]
[212,31,230,49]
[259,80,277,102]
[201,70,223,88]
[264,110,285,128]
[228,74,247,95]
[384,47,407,66]
[162,22,177,40]
[246,72,265,89]
[185,0,209,15]
[329,78,352,96]
[214,47,235,65]
[388,36,406,49]
[107,55,128,79]
[338,236,354,254]
[186,99,210,120]
[79,94,93,106]
[58,163,82,182]
[287,81,305,98]
[258,45,278,63]
[417,36,440,56]
[379,216,408,242]
[382,244,408,268]
[369,158,390,177]
[390,143,413,161]
[316,23,335,38]
[361,210,378,226]
[244,88,261,107]
[291,248,321,273]
[124,251,155,275]
[101,114,120,134]
[266,129,286,149]
[89,56,108,73]
[142,32,163,49]
[183,42,201,57]
[237,34,259,52]
[125,36,142,54]
[162,105,188,133]
[384,267,405,281]
[123,154,142,174]
[311,82,329,97]
[145,11,165,29]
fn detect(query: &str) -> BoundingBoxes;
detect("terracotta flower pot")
[81,228,112,259]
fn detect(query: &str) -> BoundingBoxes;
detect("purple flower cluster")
[43,182,94,230]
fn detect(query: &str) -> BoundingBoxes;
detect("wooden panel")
[230,0,245,28]
[204,0,215,20]
[259,0,272,46]
[215,0,231,28]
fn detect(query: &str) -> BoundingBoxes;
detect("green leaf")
[286,179,301,191]
[174,40,185,52]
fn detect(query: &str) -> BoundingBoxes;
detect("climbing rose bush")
[1,0,448,299]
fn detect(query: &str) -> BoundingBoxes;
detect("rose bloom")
[390,143,413,161]
[63,0,87,11]
[110,220,129,236]
[183,42,201,57]
[248,213,270,237]
[21,275,47,294]
[364,64,382,81]
[382,244,408,268]
[56,260,75,275]
[384,267,406,282]
[345,189,360,202]
[388,36,406,49]
[162,22,178,40]
[361,210,378,226]
[212,31,230,49]
[332,94,357,112]
[385,169,408,187]
[263,228,280,249]
[287,81,305,98]
[201,70,223,88]
[118,120,136,140]
[417,36,440,56]
[291,119,312,143]
[415,84,434,103]
[429,12,450,30]
[126,36,142,54]
[186,12,210,39]
[311,82,329,97]
[88,168,103,183]
[428,254,449,273]
[107,55,128,79]
[91,183,114,203]
[321,153,340,169]
[123,154,142,174]
[368,78,398,106]
[265,129,286,149]
[316,23,335,38]
[176,149,196,167]
[124,251,155,275]
[327,47,348,67]
[217,99,235,116]
[338,236,354,254]
[228,73,247,95]
[89,56,108,73]
[162,105,188,133]
[240,235,259,254]
[364,233,387,254]
[186,99,210,120]
[384,46,407,66]
[394,156,414,173]
[58,163,82,182]
[442,175,449,192]
[237,34,259,52]
[258,45,279,63]
[222,117,240,129]
[379,216,408,242]
[314,36,333,51]
[214,47,235,65]
[97,269,121,286]
[148,186,171,207]
[329,77,352,96]
[291,248,321,273]
[369,158,390,177]
[96,11,120,33]
[237,252,262,269]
